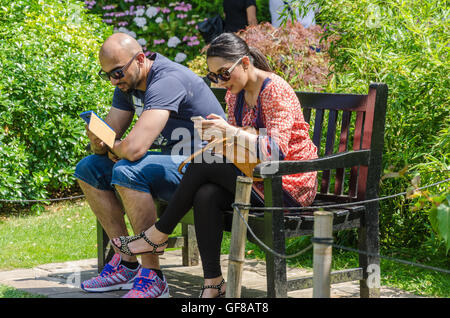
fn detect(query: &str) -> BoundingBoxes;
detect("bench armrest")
[253,150,370,178]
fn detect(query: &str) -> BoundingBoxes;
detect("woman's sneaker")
[122,268,170,298]
[81,253,140,292]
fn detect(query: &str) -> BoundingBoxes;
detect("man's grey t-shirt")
[112,53,225,155]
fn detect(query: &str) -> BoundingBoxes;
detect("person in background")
[269,0,316,28]
[223,0,258,33]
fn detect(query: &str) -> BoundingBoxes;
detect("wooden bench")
[97,82,388,298]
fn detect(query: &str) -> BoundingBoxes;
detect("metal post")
[313,211,334,298]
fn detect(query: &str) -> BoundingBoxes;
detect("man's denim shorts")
[74,151,187,203]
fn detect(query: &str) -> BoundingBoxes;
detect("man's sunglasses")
[98,52,141,81]
[206,56,244,84]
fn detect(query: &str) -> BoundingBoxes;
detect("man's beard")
[122,67,141,93]
[124,85,135,94]
[118,80,136,93]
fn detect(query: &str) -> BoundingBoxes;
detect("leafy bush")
[255,0,271,23]
[83,0,224,64]
[289,0,449,251]
[83,1,273,64]
[188,21,334,92]
[0,0,113,206]
[239,22,334,91]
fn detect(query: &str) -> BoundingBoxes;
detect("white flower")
[137,38,147,46]
[145,6,158,18]
[117,27,129,33]
[117,27,137,38]
[135,8,145,16]
[167,36,181,48]
[174,52,187,63]
[134,17,147,28]
[155,17,163,24]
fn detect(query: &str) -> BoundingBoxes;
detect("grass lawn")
[0,200,98,270]
[222,230,450,298]
[0,199,182,270]
[0,284,46,298]
[1,199,449,298]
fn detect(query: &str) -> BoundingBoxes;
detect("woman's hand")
[201,113,237,139]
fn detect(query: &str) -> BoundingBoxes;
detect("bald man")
[74,33,225,298]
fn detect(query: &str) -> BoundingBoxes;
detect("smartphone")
[79,110,93,125]
[190,116,205,122]
[79,111,116,148]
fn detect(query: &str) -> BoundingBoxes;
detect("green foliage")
[84,0,224,64]
[256,0,271,23]
[288,0,450,251]
[0,284,46,298]
[423,194,450,253]
[188,21,333,92]
[0,200,97,269]
[84,0,272,64]
[0,0,113,205]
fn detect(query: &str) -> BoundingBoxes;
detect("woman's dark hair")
[206,33,272,72]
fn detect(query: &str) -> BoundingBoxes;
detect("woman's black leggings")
[155,161,261,279]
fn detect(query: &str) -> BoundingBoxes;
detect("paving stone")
[0,250,424,298]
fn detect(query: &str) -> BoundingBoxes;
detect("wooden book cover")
[79,111,116,148]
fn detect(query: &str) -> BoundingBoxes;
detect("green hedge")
[0,0,113,205]
[290,0,449,250]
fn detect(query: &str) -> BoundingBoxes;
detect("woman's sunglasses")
[206,56,244,84]
[98,52,141,81]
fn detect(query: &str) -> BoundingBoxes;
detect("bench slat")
[334,111,351,195]
[320,109,338,193]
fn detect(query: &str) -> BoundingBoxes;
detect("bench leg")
[263,177,288,298]
[265,249,287,297]
[358,203,381,298]
[264,209,288,298]
[96,220,115,273]
[182,223,199,266]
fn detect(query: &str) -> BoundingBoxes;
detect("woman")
[111,33,318,298]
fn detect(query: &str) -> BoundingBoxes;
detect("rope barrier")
[233,202,314,259]
[232,199,450,275]
[0,174,448,206]
[330,242,450,275]
[0,174,448,273]
[233,178,450,212]
[0,195,85,203]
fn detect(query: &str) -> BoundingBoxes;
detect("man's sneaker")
[81,253,140,292]
[122,268,170,298]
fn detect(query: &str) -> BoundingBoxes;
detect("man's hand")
[86,125,107,155]
[107,149,120,162]
[111,109,170,162]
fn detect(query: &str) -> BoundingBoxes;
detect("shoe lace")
[133,277,155,292]
[99,263,116,277]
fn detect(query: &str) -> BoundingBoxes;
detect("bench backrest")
[211,83,388,203]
